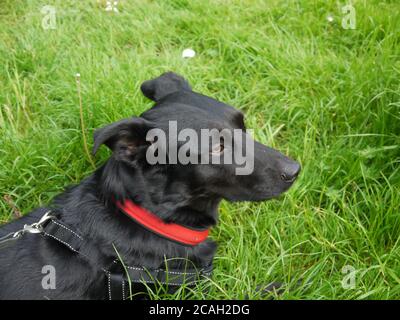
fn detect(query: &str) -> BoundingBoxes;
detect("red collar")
[115,199,209,246]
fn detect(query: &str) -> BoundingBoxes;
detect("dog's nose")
[280,161,301,183]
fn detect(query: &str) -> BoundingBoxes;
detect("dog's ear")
[140,71,192,102]
[92,117,151,160]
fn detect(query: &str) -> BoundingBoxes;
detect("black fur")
[0,72,300,299]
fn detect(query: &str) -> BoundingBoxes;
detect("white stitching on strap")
[161,269,200,275]
[122,280,125,300]
[123,264,205,275]
[43,232,78,253]
[125,265,144,271]
[106,272,112,300]
[52,220,83,240]
[129,278,196,286]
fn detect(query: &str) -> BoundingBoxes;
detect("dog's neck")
[51,157,218,270]
[97,157,221,229]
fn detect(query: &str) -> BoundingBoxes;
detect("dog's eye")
[211,142,224,154]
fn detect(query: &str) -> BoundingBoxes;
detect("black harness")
[0,208,213,300]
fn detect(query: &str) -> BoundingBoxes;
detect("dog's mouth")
[229,190,288,203]
[250,180,299,202]
[281,174,297,183]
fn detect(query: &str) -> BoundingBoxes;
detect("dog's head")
[93,72,300,204]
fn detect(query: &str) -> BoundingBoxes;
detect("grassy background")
[0,0,399,299]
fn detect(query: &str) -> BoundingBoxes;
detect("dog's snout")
[280,161,301,183]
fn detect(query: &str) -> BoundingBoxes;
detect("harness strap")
[39,213,213,300]
[42,219,109,268]
[107,260,213,300]
[107,272,126,300]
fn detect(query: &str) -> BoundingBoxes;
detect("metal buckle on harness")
[20,211,54,235]
[1,211,55,244]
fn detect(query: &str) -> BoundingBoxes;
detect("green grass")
[0,0,399,299]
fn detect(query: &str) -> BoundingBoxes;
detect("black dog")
[0,72,300,299]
